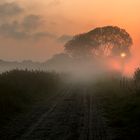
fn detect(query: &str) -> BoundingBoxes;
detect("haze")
[0,0,140,73]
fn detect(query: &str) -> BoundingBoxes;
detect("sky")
[0,0,140,65]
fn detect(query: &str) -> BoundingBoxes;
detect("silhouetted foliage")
[134,68,140,83]
[47,53,72,66]
[46,53,74,71]
[94,74,140,140]
[0,70,63,123]
[65,26,133,58]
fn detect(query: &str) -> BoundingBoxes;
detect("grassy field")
[93,71,140,140]
[0,69,140,139]
[0,70,63,125]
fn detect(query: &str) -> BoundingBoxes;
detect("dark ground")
[0,84,114,140]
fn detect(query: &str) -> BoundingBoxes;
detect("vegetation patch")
[0,70,63,125]
[94,70,140,139]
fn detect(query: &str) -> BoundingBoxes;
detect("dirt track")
[0,84,113,140]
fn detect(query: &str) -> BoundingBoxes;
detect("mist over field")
[1,1,140,140]
[0,27,134,84]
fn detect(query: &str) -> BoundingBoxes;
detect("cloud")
[0,21,28,39]
[0,1,57,41]
[22,15,42,31]
[0,16,57,40]
[0,2,23,18]
[57,35,73,43]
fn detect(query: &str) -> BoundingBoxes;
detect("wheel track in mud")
[79,87,112,140]
[0,84,113,140]
[19,85,74,140]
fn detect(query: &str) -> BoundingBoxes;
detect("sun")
[121,52,126,58]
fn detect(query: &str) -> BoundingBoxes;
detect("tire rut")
[19,86,73,140]
[0,84,113,140]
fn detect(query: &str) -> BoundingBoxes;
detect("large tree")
[65,26,133,58]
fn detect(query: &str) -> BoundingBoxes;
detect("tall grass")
[0,70,63,124]
[93,69,140,140]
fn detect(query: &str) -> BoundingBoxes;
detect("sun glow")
[121,53,126,58]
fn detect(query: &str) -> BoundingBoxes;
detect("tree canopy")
[64,26,133,58]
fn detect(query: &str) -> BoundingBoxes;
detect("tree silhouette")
[65,26,133,58]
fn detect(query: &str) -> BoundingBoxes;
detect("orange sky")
[0,0,140,69]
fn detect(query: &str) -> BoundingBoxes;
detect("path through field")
[0,84,113,140]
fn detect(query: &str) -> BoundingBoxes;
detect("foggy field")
[0,24,138,140]
[1,0,140,139]
[0,69,140,140]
